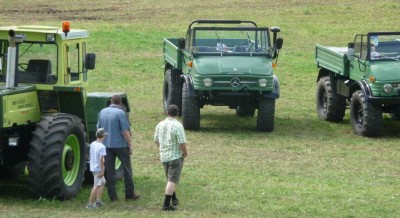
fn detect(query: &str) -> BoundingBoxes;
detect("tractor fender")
[180,74,196,97]
[263,75,280,99]
[351,80,372,101]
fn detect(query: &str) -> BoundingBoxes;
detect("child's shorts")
[92,172,106,187]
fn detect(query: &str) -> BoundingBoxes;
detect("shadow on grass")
[0,175,30,200]
[190,111,400,138]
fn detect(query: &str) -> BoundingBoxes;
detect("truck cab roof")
[0,25,89,40]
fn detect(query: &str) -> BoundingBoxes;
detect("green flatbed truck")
[0,22,126,199]
[315,32,400,136]
[163,20,283,131]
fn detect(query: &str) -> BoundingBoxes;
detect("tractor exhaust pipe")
[6,30,17,88]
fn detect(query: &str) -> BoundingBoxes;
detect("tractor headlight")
[384,84,393,93]
[46,34,55,42]
[204,78,213,87]
[8,137,19,147]
[259,79,268,87]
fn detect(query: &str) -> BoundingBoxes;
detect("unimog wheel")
[236,105,256,117]
[350,90,383,136]
[256,98,275,132]
[316,76,346,122]
[163,69,182,115]
[28,113,86,200]
[182,81,200,130]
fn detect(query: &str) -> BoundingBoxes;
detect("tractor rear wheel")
[28,113,86,200]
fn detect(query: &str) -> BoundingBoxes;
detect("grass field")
[0,0,400,217]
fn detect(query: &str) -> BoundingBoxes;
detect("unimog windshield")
[369,33,400,61]
[0,40,58,84]
[189,27,272,56]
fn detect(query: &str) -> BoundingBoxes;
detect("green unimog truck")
[315,32,400,136]
[163,20,283,131]
[0,22,127,199]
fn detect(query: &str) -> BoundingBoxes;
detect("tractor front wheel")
[28,113,86,200]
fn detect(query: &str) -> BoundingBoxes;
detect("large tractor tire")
[28,113,86,200]
[316,76,346,122]
[236,105,256,117]
[350,90,383,136]
[182,81,200,130]
[256,98,275,132]
[163,69,182,115]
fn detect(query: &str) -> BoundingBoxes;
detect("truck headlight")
[204,78,213,87]
[259,79,268,87]
[384,84,393,93]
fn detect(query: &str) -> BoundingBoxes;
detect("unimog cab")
[163,20,283,131]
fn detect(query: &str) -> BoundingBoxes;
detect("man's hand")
[128,146,132,155]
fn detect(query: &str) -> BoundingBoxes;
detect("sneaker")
[162,205,177,211]
[171,198,179,206]
[125,192,141,201]
[95,200,106,207]
[85,203,97,209]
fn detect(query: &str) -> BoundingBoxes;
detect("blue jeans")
[105,147,135,200]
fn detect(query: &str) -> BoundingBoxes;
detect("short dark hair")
[111,94,122,105]
[167,105,179,117]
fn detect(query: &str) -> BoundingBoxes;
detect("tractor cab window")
[0,40,6,78]
[16,42,57,84]
[69,43,80,81]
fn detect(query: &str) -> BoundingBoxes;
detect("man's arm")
[179,143,188,159]
[122,130,132,155]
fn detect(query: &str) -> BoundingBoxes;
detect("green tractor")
[0,22,128,199]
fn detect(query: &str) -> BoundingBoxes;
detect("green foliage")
[1,0,400,217]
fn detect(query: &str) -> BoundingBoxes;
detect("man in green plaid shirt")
[154,104,188,211]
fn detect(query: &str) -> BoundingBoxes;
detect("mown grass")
[1,0,400,217]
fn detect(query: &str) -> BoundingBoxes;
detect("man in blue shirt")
[97,94,140,201]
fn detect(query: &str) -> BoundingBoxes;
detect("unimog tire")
[350,90,383,137]
[182,81,200,130]
[28,113,86,200]
[236,105,256,117]
[316,76,346,122]
[163,69,182,115]
[256,98,275,132]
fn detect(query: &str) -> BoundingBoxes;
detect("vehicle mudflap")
[263,75,280,99]
[180,74,196,97]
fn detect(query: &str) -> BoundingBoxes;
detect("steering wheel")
[18,63,28,71]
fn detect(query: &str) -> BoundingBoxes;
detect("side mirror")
[178,37,186,50]
[85,53,96,70]
[276,37,283,50]
[347,48,355,62]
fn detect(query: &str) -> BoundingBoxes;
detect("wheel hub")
[64,149,75,171]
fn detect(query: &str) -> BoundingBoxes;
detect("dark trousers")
[105,147,135,200]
